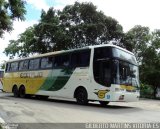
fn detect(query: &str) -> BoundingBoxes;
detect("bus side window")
[0,71,4,78]
[10,62,19,72]
[41,57,53,69]
[61,54,70,67]
[79,50,90,67]
[23,60,29,70]
[71,53,79,68]
[19,60,29,71]
[54,56,61,68]
[71,50,90,68]
[29,58,40,70]
[5,63,10,72]
[54,54,70,68]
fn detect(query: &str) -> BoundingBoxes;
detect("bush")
[140,83,154,99]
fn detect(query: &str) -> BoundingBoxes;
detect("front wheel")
[99,101,110,107]
[76,88,88,105]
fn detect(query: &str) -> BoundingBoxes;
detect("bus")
[0,69,4,90]
[3,44,140,106]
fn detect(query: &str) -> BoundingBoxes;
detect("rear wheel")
[13,86,19,97]
[19,86,26,98]
[76,88,88,105]
[99,101,109,107]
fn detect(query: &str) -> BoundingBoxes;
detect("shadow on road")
[8,95,137,109]
[0,95,143,115]
[48,98,134,109]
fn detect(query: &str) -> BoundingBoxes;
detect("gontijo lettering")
[20,72,43,78]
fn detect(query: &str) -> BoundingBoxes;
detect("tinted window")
[112,48,137,65]
[71,50,91,67]
[41,57,53,69]
[10,62,19,71]
[19,60,29,70]
[5,63,10,72]
[94,47,112,61]
[54,54,70,68]
[119,60,139,87]
[29,58,40,70]
[0,71,4,78]
[93,60,111,87]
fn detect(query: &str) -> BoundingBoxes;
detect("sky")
[0,0,160,64]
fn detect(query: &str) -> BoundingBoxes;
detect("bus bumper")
[110,92,140,102]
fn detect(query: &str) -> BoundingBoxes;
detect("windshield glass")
[93,46,139,87]
[112,47,137,65]
[118,60,139,87]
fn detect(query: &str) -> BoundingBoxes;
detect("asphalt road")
[0,92,160,128]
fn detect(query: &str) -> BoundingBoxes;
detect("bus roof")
[88,44,134,55]
[6,44,134,63]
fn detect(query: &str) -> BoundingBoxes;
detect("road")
[0,92,160,128]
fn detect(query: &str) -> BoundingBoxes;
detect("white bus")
[3,44,140,106]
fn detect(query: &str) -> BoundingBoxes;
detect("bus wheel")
[76,88,88,105]
[19,86,26,98]
[99,101,109,107]
[13,86,19,97]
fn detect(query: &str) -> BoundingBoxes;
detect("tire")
[99,101,109,107]
[76,88,88,105]
[13,86,19,97]
[19,86,26,98]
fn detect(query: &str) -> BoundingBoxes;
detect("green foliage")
[0,62,5,69]
[123,26,160,98]
[122,25,150,63]
[0,0,26,37]
[59,2,123,48]
[140,83,154,98]
[4,2,123,57]
[151,29,160,49]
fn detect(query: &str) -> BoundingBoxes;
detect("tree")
[123,26,160,98]
[5,26,36,58]
[122,25,150,63]
[4,2,124,57]
[140,30,160,98]
[59,2,123,49]
[0,0,26,37]
[33,8,69,52]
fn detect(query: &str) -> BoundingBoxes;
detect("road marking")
[0,117,11,129]
[0,117,5,123]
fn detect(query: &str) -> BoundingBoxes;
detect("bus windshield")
[93,47,139,87]
[112,60,139,87]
